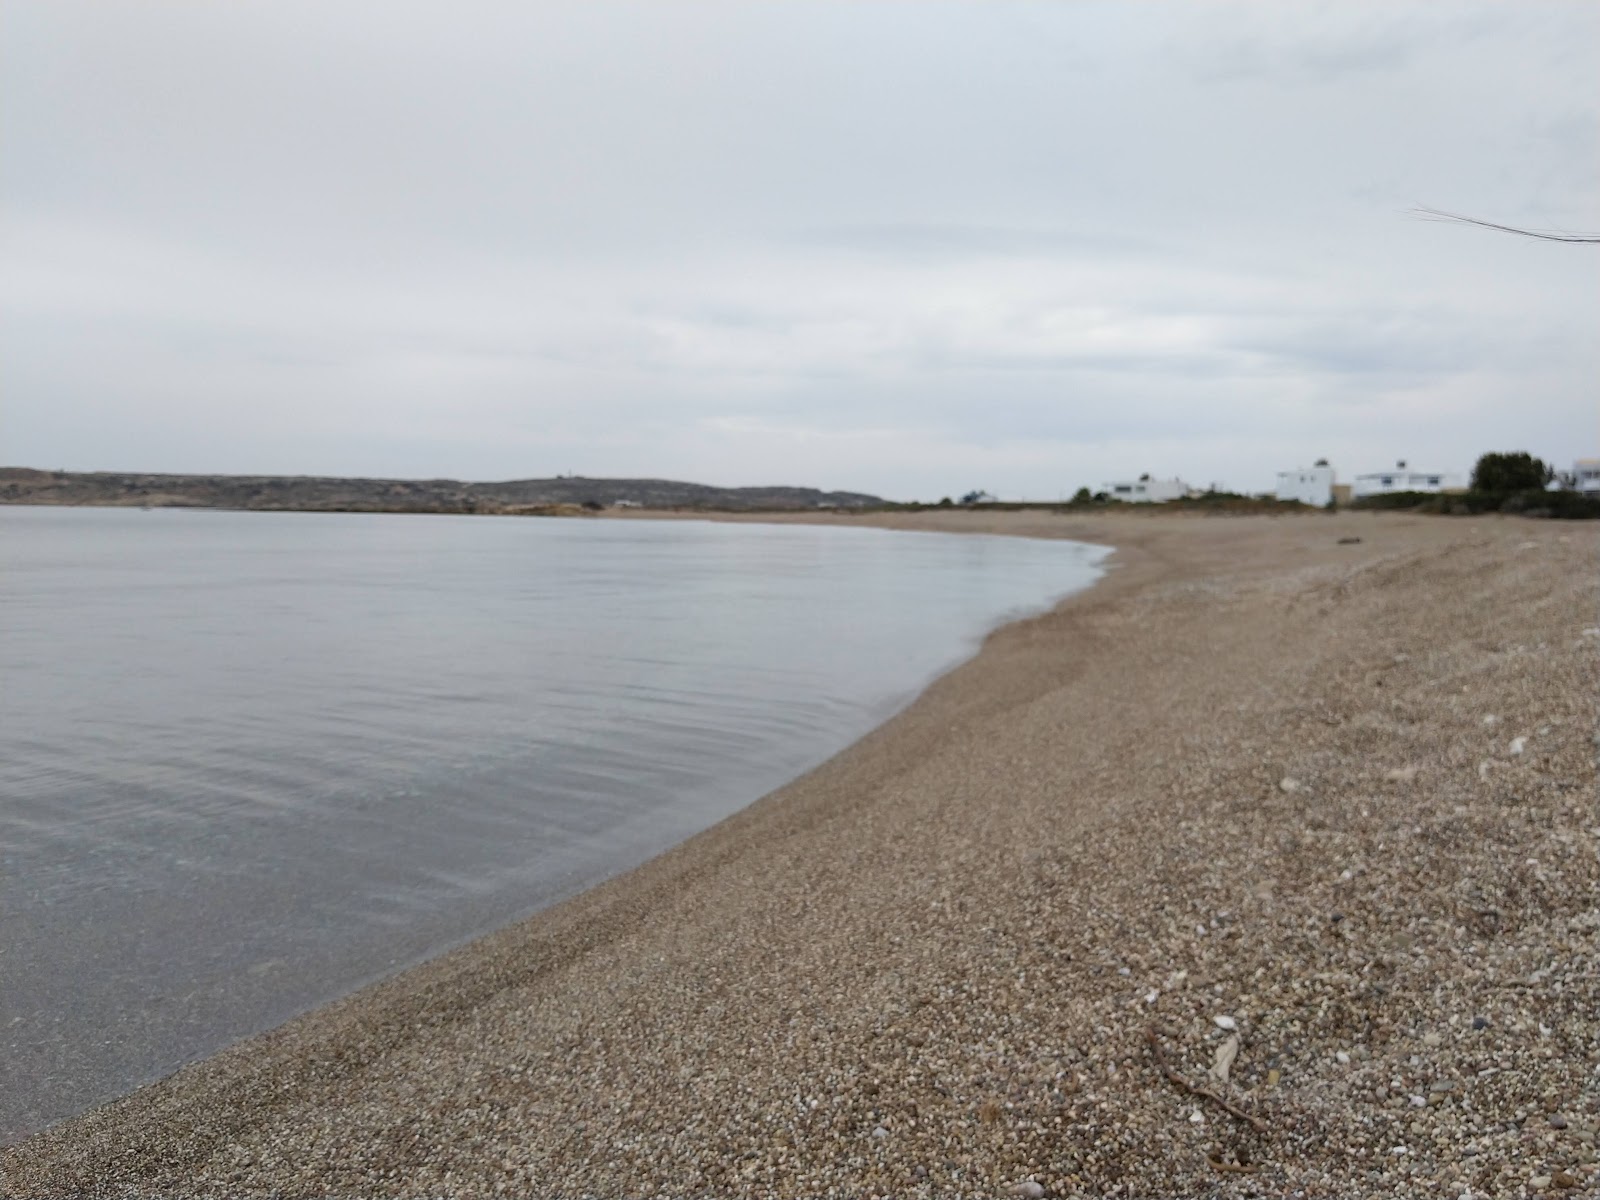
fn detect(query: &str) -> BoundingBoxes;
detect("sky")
[3,2,1596,501]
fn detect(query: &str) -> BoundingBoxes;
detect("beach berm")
[4,510,1595,1199]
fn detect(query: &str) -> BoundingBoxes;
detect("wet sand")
[4,510,1596,1199]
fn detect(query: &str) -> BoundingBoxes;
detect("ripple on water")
[0,506,1108,1141]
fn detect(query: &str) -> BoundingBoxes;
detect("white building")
[1276,464,1335,507]
[1572,458,1600,494]
[1100,477,1191,503]
[1351,460,1462,499]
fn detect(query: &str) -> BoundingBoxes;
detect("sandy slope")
[4,511,1596,1199]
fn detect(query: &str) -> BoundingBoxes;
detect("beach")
[4,510,1595,1199]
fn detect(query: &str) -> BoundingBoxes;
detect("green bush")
[1350,488,1600,519]
[1471,452,1551,494]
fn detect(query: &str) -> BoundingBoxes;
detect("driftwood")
[1146,1027,1270,1134]
[1208,1156,1259,1174]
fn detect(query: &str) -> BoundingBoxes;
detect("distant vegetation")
[1469,451,1551,494]
[0,469,883,514]
[879,490,1314,516]
[1352,489,1600,519]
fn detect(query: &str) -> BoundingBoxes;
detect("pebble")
[1009,1181,1046,1199]
[1213,1015,1237,1031]
[1279,777,1301,793]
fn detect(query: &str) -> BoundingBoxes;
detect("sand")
[3,510,1596,1199]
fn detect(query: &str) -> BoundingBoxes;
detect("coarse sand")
[3,510,1596,1199]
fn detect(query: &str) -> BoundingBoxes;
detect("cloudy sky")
[4,2,1595,500]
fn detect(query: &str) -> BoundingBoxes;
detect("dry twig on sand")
[1208,1156,1259,1174]
[1145,1027,1270,1134]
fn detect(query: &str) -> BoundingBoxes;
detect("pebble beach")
[4,510,1596,1200]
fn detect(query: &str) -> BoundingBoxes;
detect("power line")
[1411,207,1600,243]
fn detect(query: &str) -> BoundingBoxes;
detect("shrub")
[1471,452,1551,494]
[1350,488,1600,519]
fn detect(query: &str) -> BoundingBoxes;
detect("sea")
[0,505,1108,1141]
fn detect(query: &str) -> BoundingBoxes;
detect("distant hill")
[0,468,882,514]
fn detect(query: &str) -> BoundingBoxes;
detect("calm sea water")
[0,506,1108,1140]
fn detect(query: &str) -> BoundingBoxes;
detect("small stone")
[1509,736,1528,755]
[1267,1068,1281,1086]
[1549,1115,1568,1130]
[1552,1169,1579,1189]
[1472,1016,1490,1030]
[1009,1182,1046,1199]
[1279,777,1301,793]
[1483,714,1500,726]
[1423,1032,1442,1048]
[1410,1094,1427,1107]
[1189,1108,1205,1124]
[1529,1175,1551,1192]
[1213,1015,1237,1031]
[1386,765,1418,783]
[871,1125,888,1139]
[1335,1051,1350,1065]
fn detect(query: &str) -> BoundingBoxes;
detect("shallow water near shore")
[0,506,1107,1141]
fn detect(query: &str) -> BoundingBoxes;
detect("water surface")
[0,506,1108,1140]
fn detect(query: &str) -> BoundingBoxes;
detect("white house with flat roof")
[1276,464,1335,507]
[1100,476,1190,503]
[1351,460,1463,499]
[1572,459,1600,494]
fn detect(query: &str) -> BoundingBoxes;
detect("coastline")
[5,511,1595,1198]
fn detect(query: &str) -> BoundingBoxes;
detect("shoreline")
[5,511,1595,1198]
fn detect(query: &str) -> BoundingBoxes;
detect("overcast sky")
[4,2,1595,500]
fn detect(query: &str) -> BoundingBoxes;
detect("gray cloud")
[792,224,1163,262]
[3,1,1595,499]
